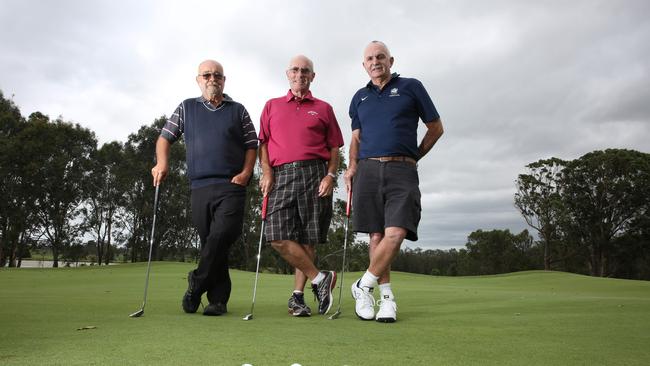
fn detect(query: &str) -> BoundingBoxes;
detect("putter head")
[129,308,144,318]
[242,314,253,321]
[328,310,341,320]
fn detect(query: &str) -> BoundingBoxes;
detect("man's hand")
[259,171,274,196]
[318,174,335,197]
[343,166,356,193]
[231,171,252,187]
[151,163,168,187]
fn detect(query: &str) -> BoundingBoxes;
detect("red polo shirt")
[259,90,344,167]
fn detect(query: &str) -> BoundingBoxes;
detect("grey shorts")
[352,159,421,241]
[265,160,332,244]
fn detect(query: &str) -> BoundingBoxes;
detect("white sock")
[359,271,379,288]
[378,283,394,300]
[293,290,303,295]
[311,272,325,285]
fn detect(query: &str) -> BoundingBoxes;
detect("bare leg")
[271,240,319,280]
[368,227,406,281]
[369,233,390,285]
[294,245,315,291]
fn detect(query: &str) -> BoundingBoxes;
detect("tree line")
[2,90,649,280]
[390,149,650,280]
[0,90,357,271]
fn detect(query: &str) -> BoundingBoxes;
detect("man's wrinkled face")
[196,61,225,100]
[363,43,393,81]
[286,57,315,94]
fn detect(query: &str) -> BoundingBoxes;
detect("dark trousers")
[190,182,246,305]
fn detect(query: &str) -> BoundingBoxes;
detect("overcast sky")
[1,0,649,250]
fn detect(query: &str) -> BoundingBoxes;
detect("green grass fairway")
[1,263,649,365]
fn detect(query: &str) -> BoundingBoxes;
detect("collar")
[196,93,233,104]
[285,89,314,102]
[366,73,400,90]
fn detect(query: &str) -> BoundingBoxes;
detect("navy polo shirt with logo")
[349,73,439,160]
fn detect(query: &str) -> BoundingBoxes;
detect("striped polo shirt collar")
[196,94,234,111]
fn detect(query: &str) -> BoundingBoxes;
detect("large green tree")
[0,91,36,267]
[121,117,192,263]
[82,141,126,265]
[23,113,97,267]
[561,149,650,277]
[515,158,568,270]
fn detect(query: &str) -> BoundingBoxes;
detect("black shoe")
[182,271,201,313]
[311,270,337,315]
[203,302,227,316]
[288,292,312,317]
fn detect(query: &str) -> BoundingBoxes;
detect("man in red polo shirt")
[259,54,344,316]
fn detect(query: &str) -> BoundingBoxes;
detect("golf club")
[328,185,352,320]
[129,184,160,318]
[243,194,269,321]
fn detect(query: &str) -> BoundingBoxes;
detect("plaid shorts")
[265,159,333,244]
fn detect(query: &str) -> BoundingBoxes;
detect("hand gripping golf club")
[130,184,160,318]
[328,186,352,320]
[243,195,269,321]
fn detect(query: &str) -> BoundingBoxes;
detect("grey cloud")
[1,0,648,250]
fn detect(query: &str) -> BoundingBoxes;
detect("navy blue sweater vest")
[183,98,246,188]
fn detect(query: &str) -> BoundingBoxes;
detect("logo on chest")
[307,110,319,116]
[389,88,400,97]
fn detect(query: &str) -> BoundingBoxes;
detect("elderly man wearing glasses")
[152,59,258,317]
[258,55,344,317]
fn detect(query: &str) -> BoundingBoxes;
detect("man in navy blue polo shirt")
[152,59,258,317]
[344,41,444,323]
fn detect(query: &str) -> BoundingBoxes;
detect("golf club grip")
[345,188,352,217]
[261,195,269,220]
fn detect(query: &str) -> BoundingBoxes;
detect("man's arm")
[343,129,360,192]
[258,143,274,196]
[231,148,257,187]
[152,136,172,187]
[417,118,444,160]
[318,147,340,197]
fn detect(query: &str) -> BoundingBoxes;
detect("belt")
[367,156,417,165]
[274,159,325,171]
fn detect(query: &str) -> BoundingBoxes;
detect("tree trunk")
[96,238,104,266]
[544,241,551,270]
[52,245,59,268]
[588,244,602,277]
[9,244,17,267]
[104,219,112,265]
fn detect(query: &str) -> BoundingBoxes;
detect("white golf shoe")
[351,279,375,320]
[375,295,397,323]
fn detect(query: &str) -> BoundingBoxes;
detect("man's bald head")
[286,54,316,97]
[196,59,226,102]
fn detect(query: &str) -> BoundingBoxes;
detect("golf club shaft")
[248,195,269,316]
[334,188,352,312]
[141,184,160,309]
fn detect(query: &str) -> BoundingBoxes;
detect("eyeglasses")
[199,72,224,81]
[288,67,312,74]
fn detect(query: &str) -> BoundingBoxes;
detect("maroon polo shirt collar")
[285,89,314,102]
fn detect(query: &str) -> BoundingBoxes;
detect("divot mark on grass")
[76,326,97,331]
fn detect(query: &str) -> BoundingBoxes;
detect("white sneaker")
[351,279,375,320]
[376,295,397,323]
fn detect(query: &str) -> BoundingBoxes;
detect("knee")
[384,228,407,246]
[271,240,288,253]
[207,227,239,249]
